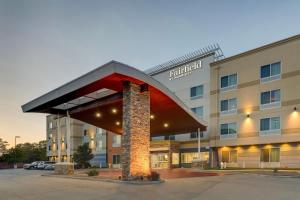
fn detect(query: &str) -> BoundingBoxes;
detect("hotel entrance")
[150,153,169,169]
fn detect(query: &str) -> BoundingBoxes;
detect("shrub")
[147,171,160,181]
[87,169,99,176]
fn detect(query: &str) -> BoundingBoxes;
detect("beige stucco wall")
[210,36,300,148]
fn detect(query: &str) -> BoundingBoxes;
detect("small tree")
[73,143,93,168]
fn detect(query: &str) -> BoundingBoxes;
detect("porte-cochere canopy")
[22,61,207,136]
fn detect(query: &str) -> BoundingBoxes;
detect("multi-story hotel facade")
[210,35,300,168]
[45,34,300,169]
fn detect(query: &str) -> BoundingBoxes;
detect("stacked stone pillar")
[121,81,150,180]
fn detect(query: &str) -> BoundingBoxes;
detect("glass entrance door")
[151,153,169,169]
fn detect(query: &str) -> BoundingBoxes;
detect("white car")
[37,161,55,170]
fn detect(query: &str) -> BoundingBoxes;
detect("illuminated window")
[190,85,203,99]
[112,135,121,147]
[221,150,237,163]
[260,148,280,162]
[172,153,179,165]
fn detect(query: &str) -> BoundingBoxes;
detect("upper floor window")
[190,85,203,99]
[220,122,237,139]
[112,135,121,147]
[261,62,281,83]
[190,132,204,139]
[49,122,53,129]
[260,89,281,109]
[165,135,175,140]
[260,117,281,136]
[191,106,204,118]
[220,98,237,115]
[220,74,237,91]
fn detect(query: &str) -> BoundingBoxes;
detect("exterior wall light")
[294,107,297,111]
[246,114,250,118]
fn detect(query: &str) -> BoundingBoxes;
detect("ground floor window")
[260,148,280,162]
[112,155,120,164]
[221,150,237,163]
[181,152,209,163]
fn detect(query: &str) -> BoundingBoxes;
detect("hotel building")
[210,35,300,168]
[45,34,300,169]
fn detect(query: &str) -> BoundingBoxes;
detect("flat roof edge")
[211,34,300,66]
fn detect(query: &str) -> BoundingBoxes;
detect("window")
[221,150,237,163]
[172,153,179,165]
[260,148,280,162]
[191,106,204,118]
[190,85,203,99]
[261,89,280,105]
[260,89,281,109]
[220,74,237,90]
[190,132,203,139]
[220,123,237,135]
[260,117,280,135]
[112,135,121,147]
[220,98,237,114]
[49,122,53,129]
[112,155,120,164]
[165,135,175,140]
[261,62,281,82]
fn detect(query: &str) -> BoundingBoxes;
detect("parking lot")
[0,169,299,200]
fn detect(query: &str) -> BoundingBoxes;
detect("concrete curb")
[41,174,165,185]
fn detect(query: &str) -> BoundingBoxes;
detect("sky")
[1,0,300,147]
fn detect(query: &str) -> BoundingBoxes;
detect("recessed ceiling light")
[150,115,155,119]
[95,112,101,118]
[112,108,117,114]
[163,123,169,128]
[115,121,121,126]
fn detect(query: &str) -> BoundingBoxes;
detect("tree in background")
[0,138,8,155]
[73,143,94,168]
[0,140,47,163]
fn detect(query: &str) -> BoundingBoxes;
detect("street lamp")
[14,136,20,169]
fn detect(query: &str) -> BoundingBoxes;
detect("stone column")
[121,81,150,180]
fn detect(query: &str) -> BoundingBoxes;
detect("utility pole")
[14,136,20,169]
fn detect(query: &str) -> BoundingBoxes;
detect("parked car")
[37,161,55,170]
[23,161,41,170]
[44,163,55,170]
